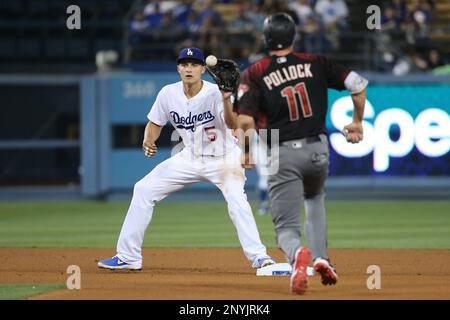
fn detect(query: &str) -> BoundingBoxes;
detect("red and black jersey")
[235,53,351,143]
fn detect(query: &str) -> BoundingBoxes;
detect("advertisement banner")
[327,84,450,176]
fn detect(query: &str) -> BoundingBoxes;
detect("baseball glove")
[206,59,240,92]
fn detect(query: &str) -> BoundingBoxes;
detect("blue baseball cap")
[177,47,205,65]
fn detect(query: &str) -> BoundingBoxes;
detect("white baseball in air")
[206,55,217,67]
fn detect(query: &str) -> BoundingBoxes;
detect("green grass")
[0,284,64,300]
[0,201,449,249]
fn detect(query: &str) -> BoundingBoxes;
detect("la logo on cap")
[187,49,193,55]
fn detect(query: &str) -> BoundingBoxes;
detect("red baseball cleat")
[313,257,338,285]
[290,247,312,295]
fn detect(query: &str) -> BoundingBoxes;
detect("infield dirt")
[1,248,449,299]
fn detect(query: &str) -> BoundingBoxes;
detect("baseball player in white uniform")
[98,47,275,270]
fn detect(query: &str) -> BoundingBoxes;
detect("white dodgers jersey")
[147,80,237,156]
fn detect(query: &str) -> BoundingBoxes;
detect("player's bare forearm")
[238,114,256,133]
[144,121,162,144]
[343,89,366,144]
[222,94,238,129]
[142,121,162,157]
[351,88,366,123]
[238,114,256,147]
[237,114,256,168]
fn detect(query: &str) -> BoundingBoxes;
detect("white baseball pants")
[116,147,268,268]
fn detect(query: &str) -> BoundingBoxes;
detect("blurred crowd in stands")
[127,0,351,62]
[1,0,448,74]
[0,0,130,22]
[376,0,448,74]
[127,0,449,74]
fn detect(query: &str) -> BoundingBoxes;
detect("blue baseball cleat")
[252,256,276,269]
[97,256,141,270]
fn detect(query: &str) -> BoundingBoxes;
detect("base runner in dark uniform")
[231,13,368,295]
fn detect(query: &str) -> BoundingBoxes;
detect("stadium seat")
[27,0,49,19]
[67,38,90,59]
[45,38,66,59]
[0,39,16,58]
[101,0,121,18]
[77,0,98,20]
[1,0,25,19]
[212,3,239,23]
[17,39,41,58]
[94,38,118,52]
[47,0,72,13]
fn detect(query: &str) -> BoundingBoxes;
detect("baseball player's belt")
[281,136,321,148]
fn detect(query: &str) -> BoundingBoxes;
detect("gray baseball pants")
[268,134,329,265]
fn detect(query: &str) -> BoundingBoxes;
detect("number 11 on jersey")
[281,82,313,121]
